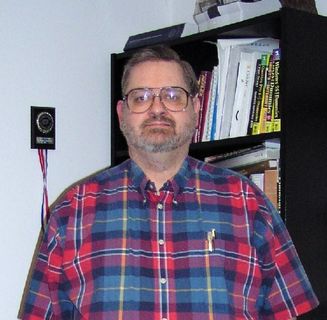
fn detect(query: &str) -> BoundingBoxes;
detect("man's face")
[117,60,200,153]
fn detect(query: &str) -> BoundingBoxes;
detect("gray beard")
[120,113,197,153]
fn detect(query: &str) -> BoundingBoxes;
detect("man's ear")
[192,96,201,120]
[116,100,124,123]
[193,96,200,114]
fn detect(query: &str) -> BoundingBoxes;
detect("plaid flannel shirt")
[22,157,318,319]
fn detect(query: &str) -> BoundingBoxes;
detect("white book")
[263,139,280,149]
[229,50,262,138]
[250,173,265,191]
[211,146,280,169]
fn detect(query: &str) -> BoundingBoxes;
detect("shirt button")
[157,203,163,210]
[160,278,167,284]
[159,239,165,245]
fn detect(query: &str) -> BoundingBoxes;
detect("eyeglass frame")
[122,86,194,114]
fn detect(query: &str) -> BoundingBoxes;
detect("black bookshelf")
[110,8,327,317]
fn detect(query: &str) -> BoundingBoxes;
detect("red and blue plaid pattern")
[22,157,318,319]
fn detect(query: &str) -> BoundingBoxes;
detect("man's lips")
[145,121,171,127]
[142,118,175,129]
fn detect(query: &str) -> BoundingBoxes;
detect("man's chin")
[139,143,178,153]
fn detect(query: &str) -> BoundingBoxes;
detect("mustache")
[141,115,176,128]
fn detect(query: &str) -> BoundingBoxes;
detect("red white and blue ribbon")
[38,149,49,230]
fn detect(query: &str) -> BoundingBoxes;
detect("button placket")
[157,193,169,319]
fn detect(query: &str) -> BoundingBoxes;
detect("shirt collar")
[128,156,193,197]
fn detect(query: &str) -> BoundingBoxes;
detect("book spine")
[260,53,273,134]
[203,66,218,141]
[265,54,275,133]
[229,51,256,138]
[199,71,213,142]
[205,144,263,163]
[210,67,220,141]
[276,164,281,214]
[247,58,261,135]
[193,71,209,143]
[252,54,268,135]
[250,173,264,191]
[211,147,279,169]
[264,168,279,209]
[272,48,281,132]
[236,159,278,176]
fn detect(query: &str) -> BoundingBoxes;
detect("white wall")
[316,0,327,15]
[0,0,195,318]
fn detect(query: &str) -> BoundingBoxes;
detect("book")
[263,54,275,133]
[194,71,207,142]
[247,58,262,135]
[237,159,278,176]
[209,66,220,141]
[205,139,280,164]
[194,71,212,143]
[229,50,262,138]
[249,168,279,209]
[262,138,280,149]
[264,168,279,209]
[205,144,264,163]
[123,23,198,51]
[199,71,213,142]
[272,48,281,132]
[252,53,269,135]
[250,172,264,191]
[202,66,219,141]
[210,145,280,169]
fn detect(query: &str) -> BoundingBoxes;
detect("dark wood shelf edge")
[189,132,280,160]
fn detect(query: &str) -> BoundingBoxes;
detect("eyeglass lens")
[126,87,188,113]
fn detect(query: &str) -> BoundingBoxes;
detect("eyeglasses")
[123,86,192,113]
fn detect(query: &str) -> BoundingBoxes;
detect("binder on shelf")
[124,23,198,51]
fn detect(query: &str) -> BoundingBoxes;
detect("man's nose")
[148,94,167,114]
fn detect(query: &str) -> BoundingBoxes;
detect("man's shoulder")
[79,160,130,186]
[51,160,131,209]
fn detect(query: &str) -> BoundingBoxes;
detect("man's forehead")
[127,60,186,86]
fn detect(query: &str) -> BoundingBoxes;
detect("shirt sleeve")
[21,223,54,319]
[22,185,86,319]
[254,194,319,319]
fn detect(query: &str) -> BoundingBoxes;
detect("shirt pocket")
[168,222,259,318]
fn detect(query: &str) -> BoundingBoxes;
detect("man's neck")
[129,145,189,190]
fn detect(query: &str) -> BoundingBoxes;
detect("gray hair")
[121,45,199,97]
